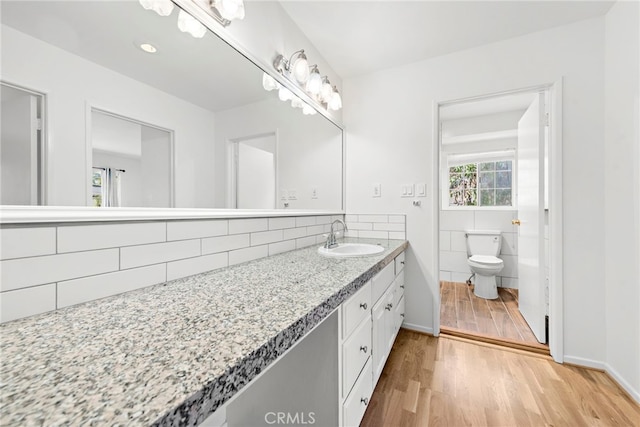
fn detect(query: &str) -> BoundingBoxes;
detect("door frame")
[432,80,564,363]
[226,131,279,209]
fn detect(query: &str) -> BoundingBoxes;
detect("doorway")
[0,82,45,205]
[228,133,277,209]
[435,85,562,357]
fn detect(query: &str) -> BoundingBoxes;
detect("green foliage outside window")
[449,160,512,207]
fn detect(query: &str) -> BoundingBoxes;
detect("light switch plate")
[288,189,297,200]
[280,189,288,200]
[311,188,318,199]
[416,182,426,197]
[372,183,381,198]
[401,184,414,198]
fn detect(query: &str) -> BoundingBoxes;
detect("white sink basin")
[317,243,385,258]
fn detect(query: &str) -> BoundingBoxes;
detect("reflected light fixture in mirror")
[139,0,244,29]
[177,9,207,38]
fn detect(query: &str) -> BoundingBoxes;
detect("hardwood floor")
[361,329,640,427]
[440,281,548,352]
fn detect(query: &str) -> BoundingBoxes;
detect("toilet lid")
[469,255,503,266]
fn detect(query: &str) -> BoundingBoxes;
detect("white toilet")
[465,230,504,299]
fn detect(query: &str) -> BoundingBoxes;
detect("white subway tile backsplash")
[295,236,317,249]
[268,217,296,230]
[229,218,268,235]
[283,227,307,240]
[358,214,388,223]
[268,240,296,256]
[388,215,405,224]
[373,223,404,232]
[316,235,327,244]
[451,231,467,252]
[347,222,373,231]
[306,225,325,236]
[358,230,388,239]
[167,253,228,281]
[295,216,316,227]
[345,230,359,238]
[251,230,284,246]
[440,231,451,251]
[388,231,406,240]
[344,214,358,222]
[202,234,250,255]
[120,240,200,270]
[0,249,119,292]
[331,215,344,222]
[0,284,56,323]
[229,245,268,266]
[315,216,332,225]
[167,220,227,241]
[58,223,165,253]
[57,264,166,308]
[0,227,56,260]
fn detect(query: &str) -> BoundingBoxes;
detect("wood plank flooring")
[440,281,548,352]
[361,329,640,427]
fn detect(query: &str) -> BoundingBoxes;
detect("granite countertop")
[0,238,408,426]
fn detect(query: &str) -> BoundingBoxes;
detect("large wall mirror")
[0,0,343,211]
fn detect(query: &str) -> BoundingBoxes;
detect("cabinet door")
[371,295,388,385]
[394,295,405,335]
[384,290,396,352]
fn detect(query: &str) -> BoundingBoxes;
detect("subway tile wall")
[439,210,519,288]
[344,214,406,240]
[0,214,344,323]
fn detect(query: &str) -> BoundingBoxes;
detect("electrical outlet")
[372,183,381,198]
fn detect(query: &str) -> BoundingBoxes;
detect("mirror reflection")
[0,0,343,210]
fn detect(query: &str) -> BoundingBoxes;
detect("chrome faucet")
[325,219,348,249]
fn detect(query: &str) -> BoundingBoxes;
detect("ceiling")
[279,0,615,78]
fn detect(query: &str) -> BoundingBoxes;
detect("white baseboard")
[605,363,640,404]
[563,355,606,370]
[402,322,434,335]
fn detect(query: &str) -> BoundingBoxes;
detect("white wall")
[1,25,216,208]
[344,17,606,362]
[604,1,640,401]
[215,97,343,210]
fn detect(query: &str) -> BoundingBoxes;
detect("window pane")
[464,163,477,174]
[479,172,495,189]
[496,171,512,188]
[450,190,464,206]
[449,165,464,174]
[496,160,511,171]
[480,190,494,206]
[449,173,464,191]
[479,162,495,171]
[496,189,512,206]
[464,189,477,206]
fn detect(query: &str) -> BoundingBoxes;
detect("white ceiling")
[279,0,614,78]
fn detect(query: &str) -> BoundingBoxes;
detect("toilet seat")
[468,255,503,267]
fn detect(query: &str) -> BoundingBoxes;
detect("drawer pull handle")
[360,345,368,353]
[401,261,405,265]
[359,303,368,310]
[385,303,393,311]
[361,397,369,406]
[401,313,405,317]
[400,285,405,289]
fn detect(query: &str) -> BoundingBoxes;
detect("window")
[448,160,513,207]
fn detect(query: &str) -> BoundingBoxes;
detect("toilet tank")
[465,230,502,256]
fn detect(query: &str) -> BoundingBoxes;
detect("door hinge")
[36,118,43,131]
[544,112,550,127]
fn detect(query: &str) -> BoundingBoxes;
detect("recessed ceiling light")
[139,43,157,53]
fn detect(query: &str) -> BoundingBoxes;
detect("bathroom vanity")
[0,237,407,426]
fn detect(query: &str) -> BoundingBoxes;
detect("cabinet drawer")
[393,270,405,307]
[371,263,394,305]
[342,281,372,339]
[395,251,405,274]
[342,316,372,398]
[343,358,373,427]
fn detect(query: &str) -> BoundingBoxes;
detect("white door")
[233,134,276,209]
[516,92,546,343]
[0,84,40,205]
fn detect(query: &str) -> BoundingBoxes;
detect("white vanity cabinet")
[339,250,406,427]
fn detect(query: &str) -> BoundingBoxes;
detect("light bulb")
[320,80,333,103]
[215,0,245,21]
[306,68,322,95]
[291,97,304,109]
[177,10,207,38]
[262,73,279,91]
[139,0,174,16]
[290,53,309,84]
[278,87,293,101]
[328,88,342,111]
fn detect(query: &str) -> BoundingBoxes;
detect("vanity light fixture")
[177,9,207,38]
[274,50,310,85]
[328,86,343,111]
[139,0,245,30]
[139,0,174,16]
[305,65,323,95]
